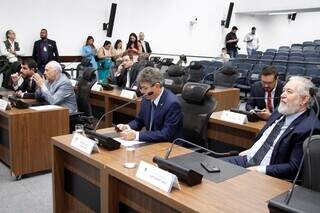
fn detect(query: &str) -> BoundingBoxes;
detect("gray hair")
[46,61,62,73]
[137,67,164,86]
[288,76,315,107]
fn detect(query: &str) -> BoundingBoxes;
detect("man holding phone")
[246,66,284,120]
[114,53,140,88]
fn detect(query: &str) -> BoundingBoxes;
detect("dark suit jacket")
[140,40,152,53]
[116,64,140,88]
[12,77,37,99]
[254,109,320,179]
[128,89,183,142]
[32,39,59,67]
[246,80,284,111]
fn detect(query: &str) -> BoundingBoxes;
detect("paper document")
[29,105,62,111]
[114,137,145,147]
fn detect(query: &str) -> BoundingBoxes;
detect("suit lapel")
[152,89,167,126]
[271,111,308,162]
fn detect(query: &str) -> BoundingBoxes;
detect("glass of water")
[124,147,137,169]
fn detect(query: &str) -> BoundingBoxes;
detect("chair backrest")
[163,65,187,94]
[187,61,204,82]
[287,66,306,76]
[237,63,253,71]
[213,66,238,87]
[303,135,320,192]
[177,82,217,147]
[76,67,97,116]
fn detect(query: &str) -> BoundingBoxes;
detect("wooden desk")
[52,128,290,213]
[208,111,266,148]
[207,87,240,111]
[90,87,240,128]
[0,106,69,177]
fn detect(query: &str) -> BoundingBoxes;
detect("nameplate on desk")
[71,133,100,155]
[120,89,136,99]
[221,110,248,124]
[91,82,102,92]
[136,161,180,193]
[0,99,9,111]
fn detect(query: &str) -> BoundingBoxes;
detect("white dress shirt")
[245,111,305,173]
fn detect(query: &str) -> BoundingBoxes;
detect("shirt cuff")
[256,166,266,174]
[135,131,139,141]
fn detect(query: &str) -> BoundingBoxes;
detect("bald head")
[44,61,62,81]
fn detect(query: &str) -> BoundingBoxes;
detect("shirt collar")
[153,87,164,106]
[283,110,305,126]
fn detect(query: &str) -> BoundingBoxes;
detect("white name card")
[164,79,174,86]
[91,82,102,92]
[120,89,136,99]
[221,110,248,125]
[0,99,9,111]
[136,161,180,193]
[71,133,100,155]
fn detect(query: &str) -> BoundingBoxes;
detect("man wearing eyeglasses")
[246,66,284,120]
[116,67,183,142]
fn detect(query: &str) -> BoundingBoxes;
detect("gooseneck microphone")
[284,87,319,205]
[164,138,239,160]
[93,91,154,131]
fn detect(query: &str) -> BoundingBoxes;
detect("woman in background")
[112,39,124,61]
[82,36,97,69]
[126,33,142,62]
[97,40,113,83]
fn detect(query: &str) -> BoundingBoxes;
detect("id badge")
[43,46,47,52]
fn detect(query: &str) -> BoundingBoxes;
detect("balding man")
[224,76,320,179]
[33,61,77,113]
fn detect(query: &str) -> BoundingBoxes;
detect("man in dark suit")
[115,54,140,88]
[117,67,183,142]
[139,32,152,54]
[11,58,37,99]
[246,66,284,120]
[32,29,59,74]
[224,76,320,179]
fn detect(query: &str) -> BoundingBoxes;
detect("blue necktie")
[247,116,286,166]
[149,101,156,131]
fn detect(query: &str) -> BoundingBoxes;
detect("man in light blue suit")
[33,61,77,113]
[117,67,183,142]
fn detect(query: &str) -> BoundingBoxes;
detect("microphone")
[284,88,319,205]
[93,91,154,131]
[164,138,239,160]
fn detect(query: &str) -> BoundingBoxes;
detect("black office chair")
[303,135,320,192]
[76,57,92,79]
[187,61,204,82]
[69,67,97,132]
[163,65,187,94]
[213,65,238,87]
[177,82,217,148]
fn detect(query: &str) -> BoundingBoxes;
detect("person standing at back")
[138,32,152,55]
[1,30,24,63]
[244,27,259,56]
[225,26,239,58]
[32,29,59,74]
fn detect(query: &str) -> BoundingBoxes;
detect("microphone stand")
[164,138,238,160]
[93,91,153,131]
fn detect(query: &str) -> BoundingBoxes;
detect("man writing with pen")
[116,67,183,142]
[246,66,284,120]
[10,58,37,98]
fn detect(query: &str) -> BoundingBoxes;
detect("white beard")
[278,99,301,115]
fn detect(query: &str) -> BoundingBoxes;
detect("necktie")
[267,91,273,112]
[126,70,130,88]
[29,79,33,92]
[247,116,286,166]
[149,101,156,131]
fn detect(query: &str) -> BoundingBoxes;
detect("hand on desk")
[15,91,23,98]
[116,124,131,131]
[120,129,137,141]
[256,109,271,120]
